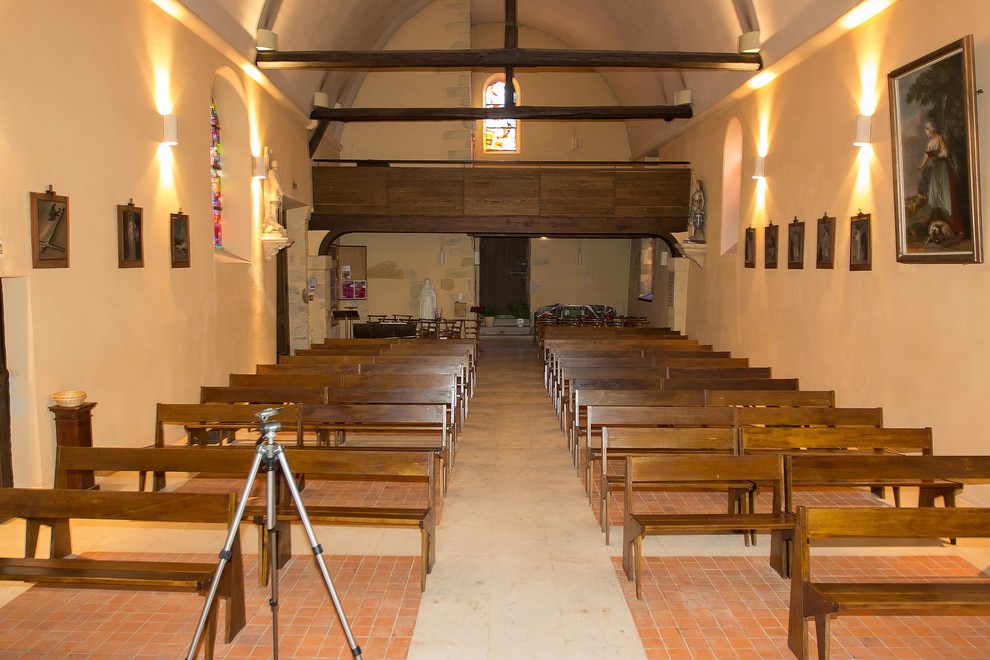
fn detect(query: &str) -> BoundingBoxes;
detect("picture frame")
[787,217,805,269]
[850,211,872,271]
[30,186,69,268]
[816,214,835,269]
[117,201,144,268]
[764,222,778,269]
[888,35,982,263]
[744,228,756,268]
[170,211,190,268]
[637,237,655,301]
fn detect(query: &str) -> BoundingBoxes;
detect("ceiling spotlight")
[738,30,761,54]
[256,28,278,51]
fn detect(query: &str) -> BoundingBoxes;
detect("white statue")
[419,278,438,319]
[264,159,285,235]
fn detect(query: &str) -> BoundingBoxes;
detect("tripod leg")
[268,448,280,659]
[275,450,364,660]
[187,447,265,660]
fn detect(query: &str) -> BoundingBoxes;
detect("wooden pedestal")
[49,402,96,489]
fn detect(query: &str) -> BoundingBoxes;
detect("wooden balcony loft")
[309,162,692,246]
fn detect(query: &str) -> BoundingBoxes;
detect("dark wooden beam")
[311,214,687,247]
[308,119,331,157]
[255,48,762,71]
[310,105,693,122]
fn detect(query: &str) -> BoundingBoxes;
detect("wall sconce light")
[161,114,178,145]
[752,155,766,179]
[854,114,872,146]
[313,91,331,109]
[256,28,278,51]
[253,155,267,179]
[674,89,693,106]
[738,31,761,54]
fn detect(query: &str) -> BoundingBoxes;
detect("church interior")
[3,0,990,657]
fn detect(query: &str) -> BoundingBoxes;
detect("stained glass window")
[210,100,223,249]
[483,78,519,153]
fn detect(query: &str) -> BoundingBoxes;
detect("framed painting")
[637,238,655,301]
[30,187,69,268]
[744,228,756,268]
[889,35,982,263]
[170,211,190,268]
[764,223,778,269]
[816,214,835,269]
[787,217,805,269]
[117,201,144,268]
[850,212,872,271]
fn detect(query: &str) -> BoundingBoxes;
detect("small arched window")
[483,76,519,153]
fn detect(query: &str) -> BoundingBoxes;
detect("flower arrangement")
[471,305,496,317]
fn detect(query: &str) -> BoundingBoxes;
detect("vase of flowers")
[472,305,497,327]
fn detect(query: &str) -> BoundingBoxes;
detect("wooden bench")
[325,386,459,450]
[664,376,800,390]
[788,505,990,659]
[665,366,772,379]
[599,426,738,544]
[229,373,342,388]
[705,390,835,407]
[622,454,793,598]
[55,445,438,591]
[0,487,245,658]
[296,403,452,491]
[584,405,735,497]
[200,385,327,404]
[339,373,464,425]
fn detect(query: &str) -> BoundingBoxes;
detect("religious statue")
[689,179,706,243]
[419,278,438,319]
[264,159,286,237]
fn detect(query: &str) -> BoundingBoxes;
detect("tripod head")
[256,406,284,439]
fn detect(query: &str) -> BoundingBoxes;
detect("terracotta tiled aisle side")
[407,336,646,659]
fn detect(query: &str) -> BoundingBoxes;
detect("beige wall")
[1,1,311,486]
[531,238,632,317]
[661,0,990,501]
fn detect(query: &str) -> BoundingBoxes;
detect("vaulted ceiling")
[177,0,867,157]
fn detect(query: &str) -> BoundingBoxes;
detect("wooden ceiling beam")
[256,48,762,71]
[309,105,693,122]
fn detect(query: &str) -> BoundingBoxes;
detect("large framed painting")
[30,187,69,269]
[889,35,982,263]
[637,238,655,301]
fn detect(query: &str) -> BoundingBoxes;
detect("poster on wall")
[889,35,982,263]
[637,238,655,302]
[341,279,367,300]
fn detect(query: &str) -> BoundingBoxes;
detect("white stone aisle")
[407,336,646,659]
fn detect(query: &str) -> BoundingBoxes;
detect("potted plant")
[508,302,530,327]
[473,305,496,327]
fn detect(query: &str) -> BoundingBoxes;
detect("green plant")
[508,302,530,319]
[482,308,496,317]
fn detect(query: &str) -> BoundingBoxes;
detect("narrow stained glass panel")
[483,79,518,153]
[210,100,223,249]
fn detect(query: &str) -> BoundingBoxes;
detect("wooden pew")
[598,426,738,544]
[55,445,438,591]
[200,385,327,404]
[296,403,452,491]
[339,373,463,425]
[255,363,361,376]
[665,366,772,379]
[0,487,245,657]
[325,386,459,449]
[155,402,301,448]
[622,454,793,598]
[743,426,932,506]
[357,362,469,416]
[705,390,835,407]
[276,354,370,365]
[788,505,990,660]
[229,373,342,388]
[664,377,800,390]
[584,405,735,498]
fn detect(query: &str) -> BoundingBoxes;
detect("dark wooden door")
[480,237,529,316]
[0,283,12,486]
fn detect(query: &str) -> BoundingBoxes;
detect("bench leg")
[202,599,218,659]
[634,534,644,600]
[769,529,792,579]
[814,615,830,660]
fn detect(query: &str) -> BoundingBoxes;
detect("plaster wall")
[0,0,311,486]
[530,239,632,317]
[660,0,990,501]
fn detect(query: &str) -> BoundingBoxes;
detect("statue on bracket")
[688,179,706,243]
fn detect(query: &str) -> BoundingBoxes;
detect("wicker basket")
[52,390,87,407]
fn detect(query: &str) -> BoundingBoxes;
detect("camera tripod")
[187,407,363,659]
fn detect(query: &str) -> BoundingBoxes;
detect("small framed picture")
[787,217,805,269]
[744,228,756,268]
[30,187,69,268]
[170,211,190,268]
[117,201,144,268]
[850,212,872,271]
[816,214,835,269]
[764,222,778,269]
